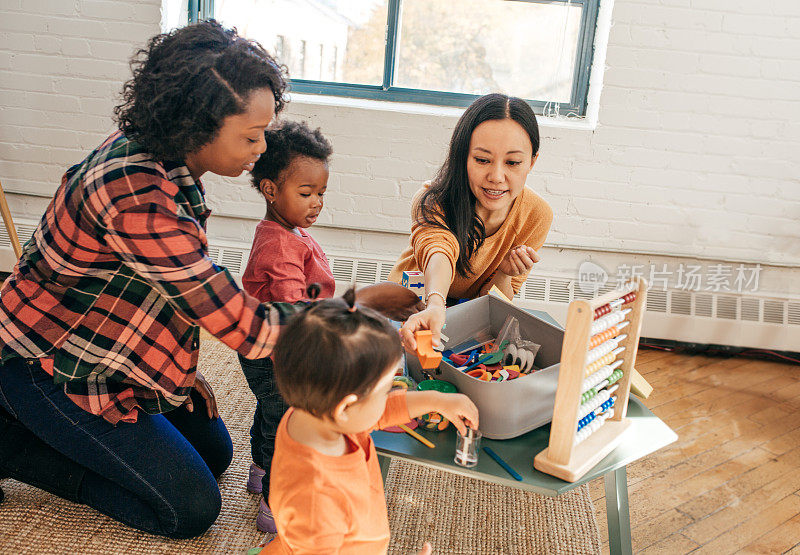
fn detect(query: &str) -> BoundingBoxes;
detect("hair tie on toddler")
[306,283,321,300]
[342,286,357,312]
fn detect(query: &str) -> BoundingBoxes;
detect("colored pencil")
[483,446,523,481]
[398,423,435,448]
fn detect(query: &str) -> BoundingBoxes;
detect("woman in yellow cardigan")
[393,93,553,349]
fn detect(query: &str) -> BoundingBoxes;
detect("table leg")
[378,453,391,482]
[604,466,632,555]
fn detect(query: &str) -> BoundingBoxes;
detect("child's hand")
[416,542,432,555]
[497,245,540,277]
[356,282,426,321]
[434,393,478,435]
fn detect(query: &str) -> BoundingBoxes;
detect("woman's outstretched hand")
[399,303,446,351]
[355,282,426,321]
[497,245,540,277]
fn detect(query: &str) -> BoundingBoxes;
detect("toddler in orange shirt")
[258,287,479,554]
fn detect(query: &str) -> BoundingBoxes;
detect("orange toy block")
[413,330,442,370]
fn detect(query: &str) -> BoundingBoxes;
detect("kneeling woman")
[393,93,553,347]
[0,21,415,538]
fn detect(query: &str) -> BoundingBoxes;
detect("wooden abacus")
[533,277,647,482]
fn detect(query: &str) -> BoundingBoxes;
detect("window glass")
[215,0,389,85]
[395,0,582,103]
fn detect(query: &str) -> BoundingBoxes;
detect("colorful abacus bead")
[583,369,609,392]
[577,411,595,431]
[575,409,615,445]
[585,352,614,377]
[577,390,611,420]
[589,327,611,349]
[583,358,624,391]
[586,335,627,365]
[607,368,624,385]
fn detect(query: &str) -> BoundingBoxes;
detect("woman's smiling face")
[466,118,536,219]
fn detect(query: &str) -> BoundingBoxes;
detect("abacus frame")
[534,277,648,482]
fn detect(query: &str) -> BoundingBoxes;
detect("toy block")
[487,284,512,302]
[401,270,425,301]
[414,330,442,369]
[630,368,653,398]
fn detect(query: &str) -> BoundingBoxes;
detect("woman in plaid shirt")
[0,21,417,537]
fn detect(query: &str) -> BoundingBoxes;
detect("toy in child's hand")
[416,379,457,431]
[454,427,481,467]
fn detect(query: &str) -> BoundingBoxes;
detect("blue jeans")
[237,354,288,495]
[0,357,233,538]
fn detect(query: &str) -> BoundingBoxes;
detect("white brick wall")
[0,0,159,203]
[0,0,798,297]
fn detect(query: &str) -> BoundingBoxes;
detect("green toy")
[416,380,458,431]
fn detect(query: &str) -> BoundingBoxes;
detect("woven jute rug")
[0,340,600,554]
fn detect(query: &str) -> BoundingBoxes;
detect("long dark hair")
[417,93,540,277]
[272,287,402,418]
[114,20,288,162]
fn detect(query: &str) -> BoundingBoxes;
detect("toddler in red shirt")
[239,121,336,532]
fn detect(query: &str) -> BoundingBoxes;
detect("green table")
[374,311,677,554]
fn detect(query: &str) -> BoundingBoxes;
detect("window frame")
[191,0,599,117]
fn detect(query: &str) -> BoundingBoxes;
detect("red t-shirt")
[242,220,335,303]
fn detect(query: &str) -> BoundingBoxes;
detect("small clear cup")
[454,427,482,468]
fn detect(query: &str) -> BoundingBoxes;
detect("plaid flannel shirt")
[0,131,300,424]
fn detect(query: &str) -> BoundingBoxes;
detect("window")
[194,0,600,117]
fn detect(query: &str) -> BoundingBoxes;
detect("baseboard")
[2,221,797,351]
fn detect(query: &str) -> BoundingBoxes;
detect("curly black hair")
[250,120,333,189]
[114,20,289,162]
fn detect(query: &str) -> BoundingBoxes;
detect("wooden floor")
[588,348,800,554]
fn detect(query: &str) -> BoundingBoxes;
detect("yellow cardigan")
[388,186,553,299]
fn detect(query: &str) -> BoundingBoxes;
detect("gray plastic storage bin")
[406,295,564,440]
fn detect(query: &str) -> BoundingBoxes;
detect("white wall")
[1,0,798,298]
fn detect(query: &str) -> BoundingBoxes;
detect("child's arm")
[263,258,313,303]
[405,390,479,435]
[374,390,479,435]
